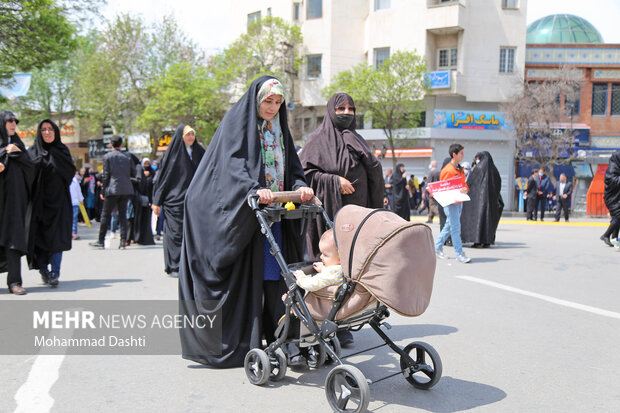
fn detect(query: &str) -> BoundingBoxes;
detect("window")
[247,11,261,28]
[306,54,322,78]
[307,0,322,19]
[499,47,515,73]
[267,7,272,16]
[502,0,518,8]
[611,84,620,116]
[374,47,390,69]
[592,83,608,116]
[437,48,457,69]
[374,0,391,10]
[564,86,580,117]
[317,116,324,125]
[293,3,300,20]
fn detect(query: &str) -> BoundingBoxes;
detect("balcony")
[426,0,466,34]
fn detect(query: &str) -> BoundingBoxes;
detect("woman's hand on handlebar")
[256,189,274,204]
[296,186,314,202]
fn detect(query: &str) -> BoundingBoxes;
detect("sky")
[103,0,620,54]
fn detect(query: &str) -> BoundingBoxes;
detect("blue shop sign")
[428,71,451,89]
[433,110,510,130]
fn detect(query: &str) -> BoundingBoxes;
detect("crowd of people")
[2,74,618,373]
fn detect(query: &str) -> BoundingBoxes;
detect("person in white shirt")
[69,173,84,239]
[293,229,342,291]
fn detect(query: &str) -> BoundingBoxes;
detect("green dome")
[527,14,603,44]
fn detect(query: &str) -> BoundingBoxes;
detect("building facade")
[231,0,527,208]
[524,14,620,215]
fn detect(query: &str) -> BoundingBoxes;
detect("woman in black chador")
[299,92,383,260]
[391,163,410,220]
[460,151,504,247]
[601,151,620,246]
[178,76,313,368]
[132,158,155,246]
[27,119,75,287]
[0,110,35,295]
[151,124,204,277]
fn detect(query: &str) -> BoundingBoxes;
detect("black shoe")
[40,271,49,285]
[89,241,105,249]
[119,241,126,250]
[48,273,59,287]
[337,330,354,347]
[600,235,614,247]
[288,354,307,366]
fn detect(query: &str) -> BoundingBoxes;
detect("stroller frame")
[245,192,442,413]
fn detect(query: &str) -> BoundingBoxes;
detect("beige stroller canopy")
[305,205,436,320]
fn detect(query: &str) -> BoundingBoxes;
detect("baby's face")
[319,239,340,267]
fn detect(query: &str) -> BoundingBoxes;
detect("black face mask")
[334,114,354,130]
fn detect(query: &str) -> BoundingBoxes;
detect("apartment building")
[231,0,528,208]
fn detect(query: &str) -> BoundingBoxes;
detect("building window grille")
[438,48,457,69]
[592,83,608,116]
[306,54,322,78]
[374,47,390,69]
[611,84,620,116]
[247,11,261,28]
[502,0,518,8]
[307,0,322,19]
[374,0,391,10]
[499,47,515,73]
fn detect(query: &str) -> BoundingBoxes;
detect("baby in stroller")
[293,229,343,292]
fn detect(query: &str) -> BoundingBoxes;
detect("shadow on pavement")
[22,278,142,293]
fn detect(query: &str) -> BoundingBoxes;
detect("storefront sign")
[433,110,509,130]
[428,71,451,89]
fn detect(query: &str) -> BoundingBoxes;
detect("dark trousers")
[537,195,547,220]
[2,248,22,287]
[99,195,129,243]
[262,279,287,344]
[526,197,538,220]
[555,198,570,221]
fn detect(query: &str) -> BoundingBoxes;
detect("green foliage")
[138,62,228,146]
[75,13,205,136]
[0,0,77,80]
[215,16,303,98]
[324,50,428,170]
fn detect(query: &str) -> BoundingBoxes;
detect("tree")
[215,16,303,100]
[323,51,428,171]
[501,66,583,178]
[0,0,76,80]
[75,13,204,138]
[138,62,229,147]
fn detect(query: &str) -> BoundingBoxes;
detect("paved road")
[2,216,619,412]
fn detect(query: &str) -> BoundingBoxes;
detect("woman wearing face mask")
[27,119,75,287]
[178,76,313,368]
[299,92,384,260]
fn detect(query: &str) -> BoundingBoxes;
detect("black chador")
[27,119,75,269]
[178,76,307,368]
[460,151,504,245]
[152,124,204,275]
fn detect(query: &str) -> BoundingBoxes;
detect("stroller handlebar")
[247,191,323,209]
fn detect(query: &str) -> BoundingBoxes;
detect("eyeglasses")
[6,118,19,124]
[40,128,54,133]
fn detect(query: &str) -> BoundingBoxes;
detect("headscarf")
[256,78,286,192]
[29,120,74,174]
[0,110,22,147]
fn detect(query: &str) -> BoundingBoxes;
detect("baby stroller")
[245,192,442,413]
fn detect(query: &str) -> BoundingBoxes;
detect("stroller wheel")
[269,348,287,382]
[400,341,442,389]
[326,336,342,364]
[325,365,370,413]
[244,348,271,386]
[304,343,327,369]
